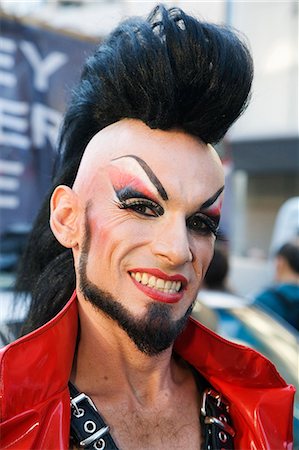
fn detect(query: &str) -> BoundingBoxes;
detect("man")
[255,239,299,330]
[0,5,294,449]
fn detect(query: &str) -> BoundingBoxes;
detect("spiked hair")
[17,4,253,334]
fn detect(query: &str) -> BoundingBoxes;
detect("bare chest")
[71,400,201,450]
[109,406,201,450]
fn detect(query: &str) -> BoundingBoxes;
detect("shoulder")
[277,283,299,300]
[255,287,278,302]
[175,318,295,449]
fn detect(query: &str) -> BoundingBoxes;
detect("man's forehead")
[80,121,126,165]
[72,121,128,190]
[73,119,222,192]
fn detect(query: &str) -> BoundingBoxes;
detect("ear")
[50,185,81,248]
[274,255,286,281]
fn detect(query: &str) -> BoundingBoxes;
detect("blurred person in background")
[255,238,299,331]
[203,243,232,293]
[270,197,299,256]
[194,243,232,332]
[0,4,295,450]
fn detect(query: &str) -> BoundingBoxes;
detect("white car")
[192,289,299,448]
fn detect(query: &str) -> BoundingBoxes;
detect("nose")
[151,215,193,267]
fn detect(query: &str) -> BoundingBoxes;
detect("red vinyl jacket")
[0,291,295,449]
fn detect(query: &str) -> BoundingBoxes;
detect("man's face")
[72,119,224,355]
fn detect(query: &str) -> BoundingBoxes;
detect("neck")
[276,271,299,285]
[71,298,184,406]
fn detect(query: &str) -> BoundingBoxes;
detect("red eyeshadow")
[108,166,159,202]
[203,197,223,217]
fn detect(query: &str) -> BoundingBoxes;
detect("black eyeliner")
[187,212,220,237]
[115,186,155,202]
[114,187,164,216]
[205,216,220,236]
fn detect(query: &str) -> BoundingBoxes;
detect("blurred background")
[0,0,298,444]
[0,0,298,297]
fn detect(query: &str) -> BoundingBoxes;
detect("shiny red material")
[0,291,295,449]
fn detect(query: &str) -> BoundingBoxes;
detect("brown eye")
[118,198,164,217]
[130,203,158,217]
[186,213,218,236]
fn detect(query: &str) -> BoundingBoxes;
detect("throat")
[69,357,203,450]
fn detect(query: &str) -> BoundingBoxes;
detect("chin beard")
[79,273,193,356]
[78,210,193,356]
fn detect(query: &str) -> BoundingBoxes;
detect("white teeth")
[141,273,148,285]
[165,280,172,290]
[130,272,183,294]
[148,276,156,287]
[156,278,165,289]
[135,272,141,282]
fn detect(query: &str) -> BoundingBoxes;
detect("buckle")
[71,392,98,417]
[201,388,235,437]
[201,389,228,416]
[70,392,110,447]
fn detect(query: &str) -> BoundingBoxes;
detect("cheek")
[86,210,107,241]
[81,209,118,268]
[84,216,122,282]
[86,209,143,261]
[91,220,111,244]
[192,237,215,278]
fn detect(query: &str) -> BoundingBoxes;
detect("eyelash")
[116,198,219,237]
[186,213,219,237]
[116,198,164,217]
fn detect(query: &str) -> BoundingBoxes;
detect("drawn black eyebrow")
[111,154,168,201]
[200,186,224,210]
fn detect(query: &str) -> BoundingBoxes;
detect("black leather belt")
[69,382,119,450]
[69,382,235,450]
[200,388,235,450]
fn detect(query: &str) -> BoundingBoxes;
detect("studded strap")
[200,388,235,450]
[69,382,235,449]
[69,382,119,450]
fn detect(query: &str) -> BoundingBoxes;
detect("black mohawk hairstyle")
[17,4,253,334]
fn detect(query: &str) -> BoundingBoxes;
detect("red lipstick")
[129,268,187,304]
[130,268,187,285]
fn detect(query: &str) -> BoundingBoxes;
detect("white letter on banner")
[31,103,62,149]
[20,41,68,92]
[0,37,17,88]
[0,160,24,210]
[0,98,30,149]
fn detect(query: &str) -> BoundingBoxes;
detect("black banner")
[0,15,97,239]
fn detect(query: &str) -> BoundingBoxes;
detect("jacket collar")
[0,291,288,422]
[0,292,78,421]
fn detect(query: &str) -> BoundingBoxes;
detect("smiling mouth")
[129,272,182,294]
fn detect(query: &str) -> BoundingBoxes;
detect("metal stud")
[219,431,228,443]
[94,438,106,450]
[84,420,97,434]
[73,407,85,418]
[219,413,228,423]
